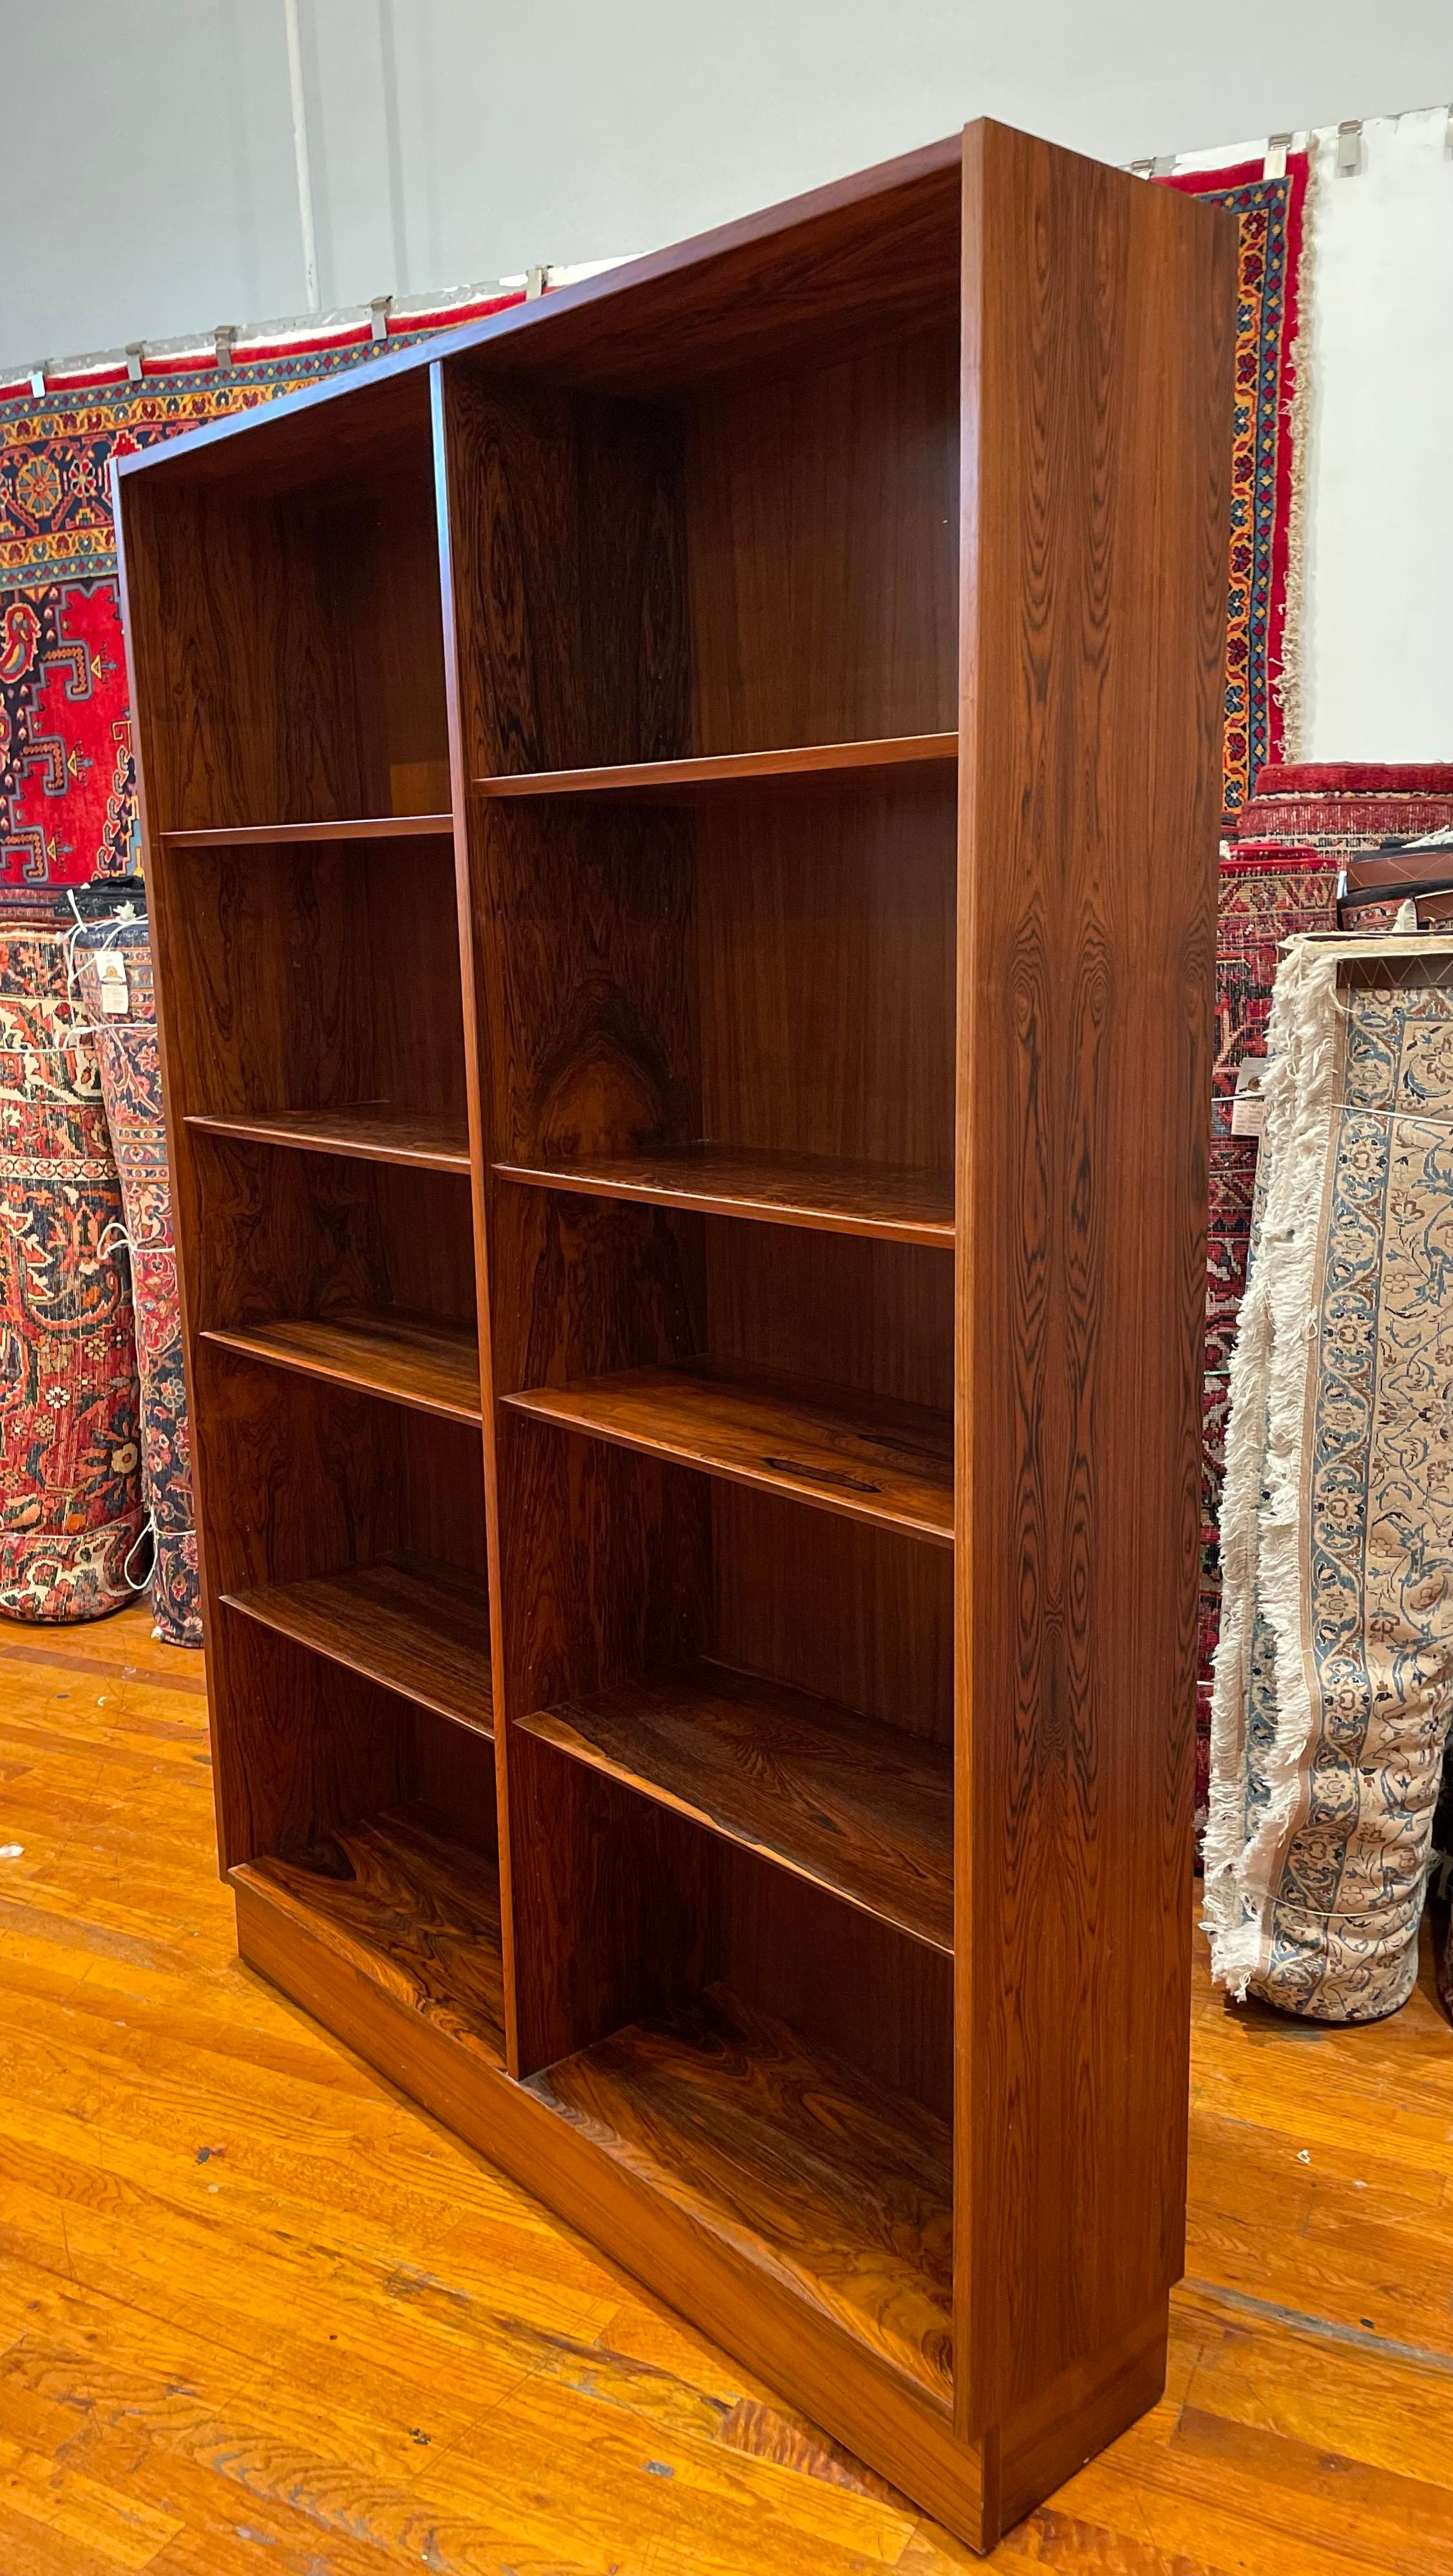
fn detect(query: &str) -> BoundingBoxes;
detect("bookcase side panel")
[953,120,1235,2465]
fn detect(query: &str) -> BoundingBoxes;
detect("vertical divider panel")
[953,122,1236,2494]
[437,357,719,2076]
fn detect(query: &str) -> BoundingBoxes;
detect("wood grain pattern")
[234,1804,506,2060]
[711,1487,953,1749]
[115,118,1238,2555]
[504,1358,954,1544]
[494,1145,953,1245]
[473,735,956,799]
[529,1984,954,2404]
[144,838,468,1138]
[118,389,448,832]
[202,1310,483,1425]
[686,330,958,753]
[188,1104,472,1173]
[953,122,1235,2443]
[224,1558,494,1737]
[519,1656,953,1952]
[694,776,957,1175]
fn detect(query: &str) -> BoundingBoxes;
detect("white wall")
[1301,108,1453,759]
[3,0,1451,364]
[3,8,1452,761]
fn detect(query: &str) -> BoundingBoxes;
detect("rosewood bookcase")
[114,121,1234,2551]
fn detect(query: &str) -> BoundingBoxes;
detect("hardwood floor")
[0,1600,1448,2576]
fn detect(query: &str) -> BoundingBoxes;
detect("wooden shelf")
[189,1103,472,1174]
[202,1309,482,1424]
[519,1657,951,1952]
[530,1984,953,2402]
[160,815,453,846]
[233,1805,505,2063]
[493,1144,953,1246]
[223,1558,493,1737]
[473,734,956,804]
[504,1358,953,1544]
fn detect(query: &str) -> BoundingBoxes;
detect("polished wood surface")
[505,1359,954,1544]
[188,1104,472,1172]
[224,1557,494,1736]
[5,1609,1449,2576]
[520,1656,953,1952]
[687,328,958,752]
[235,1804,506,2059]
[495,1145,954,1244]
[473,735,958,799]
[115,120,1237,2553]
[531,1983,954,2404]
[203,1311,483,1425]
[120,415,449,831]
[953,122,1235,2443]
[162,813,454,844]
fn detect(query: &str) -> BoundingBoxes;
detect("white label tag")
[95,953,129,1017]
[1231,1054,1268,1138]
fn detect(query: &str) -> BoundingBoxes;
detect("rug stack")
[1200,765,1453,1833]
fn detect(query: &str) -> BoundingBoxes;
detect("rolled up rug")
[1206,933,1453,2021]
[73,912,201,1647]
[0,926,144,1620]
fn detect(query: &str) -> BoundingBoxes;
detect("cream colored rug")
[1206,935,1453,2020]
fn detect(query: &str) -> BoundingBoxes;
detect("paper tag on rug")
[95,952,129,1016]
[1231,1054,1269,1137]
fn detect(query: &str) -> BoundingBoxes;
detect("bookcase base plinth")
[233,1874,1172,2554]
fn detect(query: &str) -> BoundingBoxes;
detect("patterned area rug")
[1164,154,1310,819]
[0,927,142,1618]
[75,916,198,1645]
[1208,939,1453,2020]
[1198,770,1453,1834]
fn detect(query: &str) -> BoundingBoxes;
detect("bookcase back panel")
[717,1845,953,2117]
[470,804,699,1167]
[685,325,959,753]
[694,778,956,1170]
[193,1350,488,1598]
[484,1187,701,1397]
[193,1345,407,1597]
[710,1486,953,1749]
[703,1223,951,1414]
[444,368,689,778]
[209,1616,497,1869]
[187,1141,475,1336]
[151,842,466,1124]
[122,397,448,829]
[205,1613,414,1866]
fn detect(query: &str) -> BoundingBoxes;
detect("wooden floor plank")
[0,1602,1448,2575]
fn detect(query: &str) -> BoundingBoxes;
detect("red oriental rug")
[1162,155,1311,818]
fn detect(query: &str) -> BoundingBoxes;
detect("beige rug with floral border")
[1207,934,1453,2020]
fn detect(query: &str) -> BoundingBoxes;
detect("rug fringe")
[1206,941,1341,1989]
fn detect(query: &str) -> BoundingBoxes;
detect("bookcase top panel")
[118,131,966,495]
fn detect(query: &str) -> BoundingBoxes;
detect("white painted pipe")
[283,0,322,314]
